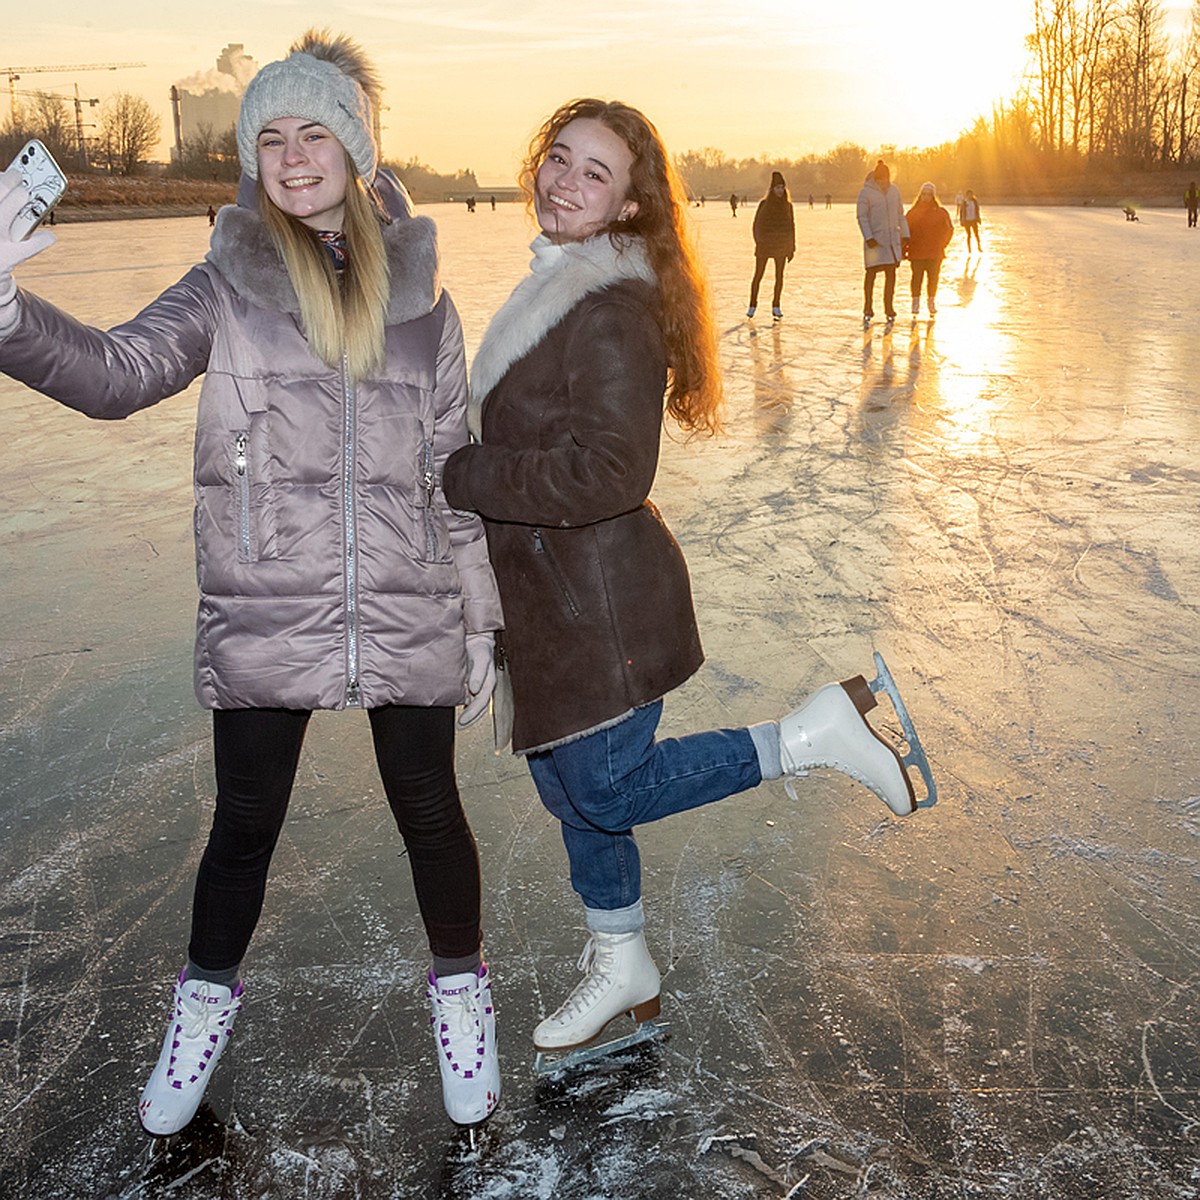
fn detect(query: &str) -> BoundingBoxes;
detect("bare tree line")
[1022,0,1200,163]
[2,91,159,176]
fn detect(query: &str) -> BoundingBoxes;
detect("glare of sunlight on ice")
[931,256,1012,454]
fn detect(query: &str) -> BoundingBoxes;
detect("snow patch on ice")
[945,955,989,974]
[599,1086,677,1123]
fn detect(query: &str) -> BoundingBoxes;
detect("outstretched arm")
[0,177,216,417]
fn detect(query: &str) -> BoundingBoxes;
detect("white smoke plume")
[175,44,258,96]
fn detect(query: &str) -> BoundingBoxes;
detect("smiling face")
[257,117,350,231]
[534,117,639,243]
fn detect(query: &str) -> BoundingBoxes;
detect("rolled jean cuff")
[748,720,782,780]
[584,899,645,935]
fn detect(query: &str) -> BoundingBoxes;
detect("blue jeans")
[526,702,763,915]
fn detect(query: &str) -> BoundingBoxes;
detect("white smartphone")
[7,139,68,241]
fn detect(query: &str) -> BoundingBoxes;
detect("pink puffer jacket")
[0,188,502,711]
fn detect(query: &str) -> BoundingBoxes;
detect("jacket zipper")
[234,431,251,561]
[342,355,361,707]
[533,528,580,618]
[419,438,438,559]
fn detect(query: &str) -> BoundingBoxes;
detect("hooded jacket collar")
[468,233,656,438]
[206,170,440,326]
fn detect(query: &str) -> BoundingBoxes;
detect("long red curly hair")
[521,98,723,436]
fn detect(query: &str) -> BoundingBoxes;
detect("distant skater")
[904,182,953,317]
[825,192,832,209]
[206,204,216,227]
[746,170,795,319]
[857,159,909,325]
[962,189,982,252]
[808,193,814,209]
[730,191,738,217]
[1186,182,1198,228]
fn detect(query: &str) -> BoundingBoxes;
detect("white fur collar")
[206,204,441,326]
[468,233,656,438]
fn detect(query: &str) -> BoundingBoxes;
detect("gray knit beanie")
[237,30,380,181]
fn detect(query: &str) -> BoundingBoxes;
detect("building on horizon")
[170,44,258,162]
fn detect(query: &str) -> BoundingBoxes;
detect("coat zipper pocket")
[419,439,438,560]
[533,528,580,618]
[234,430,252,562]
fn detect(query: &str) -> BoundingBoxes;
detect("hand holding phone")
[5,139,68,241]
[0,157,58,328]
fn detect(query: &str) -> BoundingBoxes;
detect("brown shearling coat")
[442,237,703,754]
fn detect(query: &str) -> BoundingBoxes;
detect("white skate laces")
[138,972,243,1137]
[534,930,661,1052]
[427,963,500,1126]
[550,937,613,1023]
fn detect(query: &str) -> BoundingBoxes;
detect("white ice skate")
[428,963,500,1126]
[138,972,243,1137]
[779,651,936,815]
[533,930,666,1076]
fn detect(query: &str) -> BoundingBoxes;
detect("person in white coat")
[856,160,909,325]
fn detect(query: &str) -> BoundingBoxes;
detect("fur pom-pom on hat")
[237,29,380,181]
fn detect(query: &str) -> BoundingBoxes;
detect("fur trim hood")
[468,233,656,438]
[206,181,439,326]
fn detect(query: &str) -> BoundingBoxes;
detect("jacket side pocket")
[231,379,279,563]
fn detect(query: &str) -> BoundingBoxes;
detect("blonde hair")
[257,151,389,380]
[521,98,723,436]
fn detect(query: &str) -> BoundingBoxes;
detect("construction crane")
[11,86,99,168]
[2,62,145,123]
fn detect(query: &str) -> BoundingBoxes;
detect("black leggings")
[188,705,481,971]
[749,250,787,308]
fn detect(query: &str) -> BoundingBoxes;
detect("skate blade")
[867,651,937,808]
[533,1019,668,1077]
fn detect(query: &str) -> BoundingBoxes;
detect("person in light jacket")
[442,98,932,1067]
[746,170,796,319]
[0,32,502,1135]
[905,181,954,316]
[962,188,983,251]
[856,159,909,324]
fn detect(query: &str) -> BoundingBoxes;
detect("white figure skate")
[780,651,936,814]
[428,962,500,1126]
[533,930,667,1076]
[138,972,243,1137]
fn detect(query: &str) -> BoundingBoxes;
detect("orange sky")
[5,3,1194,182]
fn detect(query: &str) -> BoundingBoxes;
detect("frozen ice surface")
[2,203,1199,1198]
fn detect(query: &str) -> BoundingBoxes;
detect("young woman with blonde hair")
[0,31,502,1133]
[442,98,933,1065]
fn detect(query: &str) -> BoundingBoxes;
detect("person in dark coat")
[747,170,795,319]
[442,98,930,1065]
